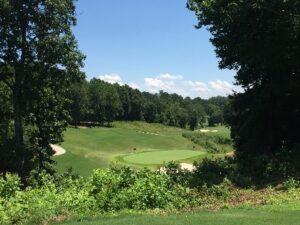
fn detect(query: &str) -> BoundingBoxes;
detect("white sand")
[78,126,88,129]
[180,163,196,171]
[200,129,210,132]
[50,144,66,156]
[199,129,218,133]
[138,131,163,136]
[226,151,234,157]
[159,163,195,173]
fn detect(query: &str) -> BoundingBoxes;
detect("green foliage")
[0,174,20,198]
[281,178,300,190]
[88,79,121,126]
[90,167,191,211]
[1,167,300,225]
[0,172,95,225]
[163,161,191,186]
[67,79,89,127]
[0,167,193,224]
[202,178,232,200]
[192,158,234,188]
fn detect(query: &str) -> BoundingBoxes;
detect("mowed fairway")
[55,122,208,176]
[123,149,205,164]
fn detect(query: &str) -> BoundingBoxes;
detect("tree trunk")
[13,3,27,180]
[12,74,25,179]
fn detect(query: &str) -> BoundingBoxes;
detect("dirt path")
[50,144,66,156]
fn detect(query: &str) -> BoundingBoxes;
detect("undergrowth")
[0,163,299,225]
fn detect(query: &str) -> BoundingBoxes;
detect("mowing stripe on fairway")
[122,149,206,165]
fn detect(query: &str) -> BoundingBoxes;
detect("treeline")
[67,78,229,130]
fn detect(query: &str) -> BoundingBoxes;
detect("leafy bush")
[90,167,192,211]
[0,172,96,225]
[0,174,21,198]
[1,165,299,225]
[163,161,191,186]
[208,178,232,199]
[191,158,234,187]
[281,178,300,190]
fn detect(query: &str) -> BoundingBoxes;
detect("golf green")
[123,149,205,165]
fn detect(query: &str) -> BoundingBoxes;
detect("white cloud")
[98,73,122,84]
[158,73,184,80]
[209,80,233,93]
[143,73,184,93]
[144,78,175,92]
[94,72,241,98]
[186,81,209,92]
[128,82,141,90]
[144,78,165,88]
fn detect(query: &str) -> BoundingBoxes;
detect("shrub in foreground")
[0,167,194,224]
[0,163,299,225]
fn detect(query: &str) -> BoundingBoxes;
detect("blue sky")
[73,0,238,98]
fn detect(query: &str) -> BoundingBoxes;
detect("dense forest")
[67,78,229,130]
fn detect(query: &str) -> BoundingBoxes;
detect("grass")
[55,122,203,176]
[53,208,300,225]
[122,149,206,165]
[55,122,232,176]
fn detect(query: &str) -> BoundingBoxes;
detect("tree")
[89,79,106,125]
[0,0,84,179]
[208,109,223,127]
[89,79,121,126]
[128,89,144,121]
[188,0,300,180]
[176,107,188,128]
[0,82,14,175]
[116,85,132,120]
[68,79,89,127]
[104,85,121,126]
[144,102,158,123]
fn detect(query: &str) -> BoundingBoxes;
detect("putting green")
[122,149,206,165]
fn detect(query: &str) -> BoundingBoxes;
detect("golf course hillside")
[54,121,231,176]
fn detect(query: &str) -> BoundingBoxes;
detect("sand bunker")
[50,144,66,156]
[180,163,196,171]
[199,129,218,133]
[199,129,210,132]
[160,163,196,173]
[138,131,163,136]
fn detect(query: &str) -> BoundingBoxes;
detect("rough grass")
[183,126,233,153]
